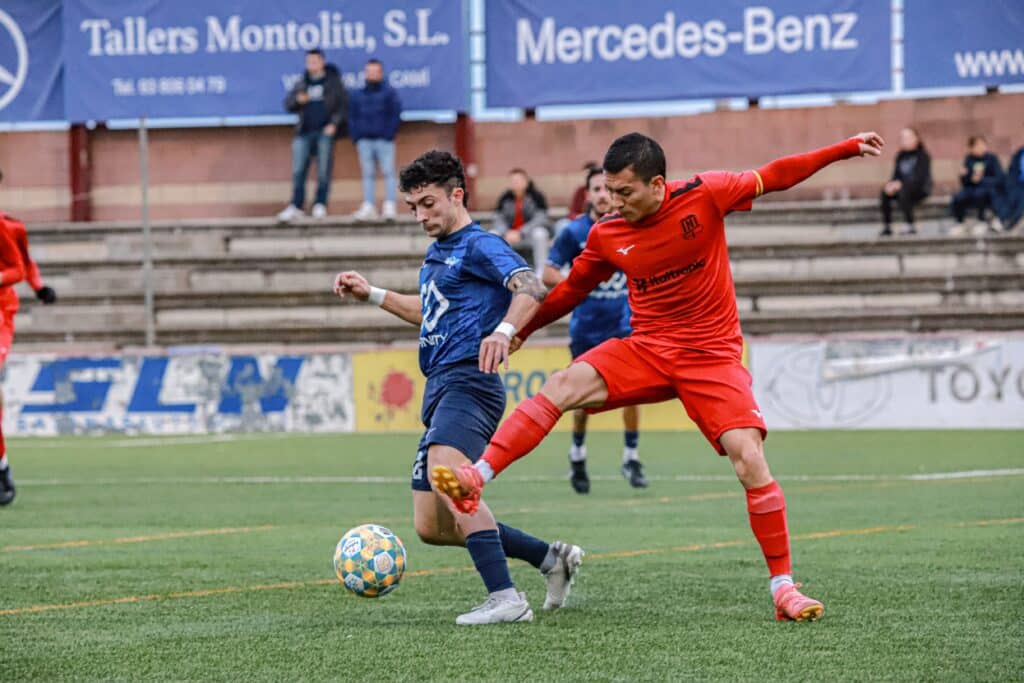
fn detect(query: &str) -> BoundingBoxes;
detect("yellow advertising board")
[352,344,701,433]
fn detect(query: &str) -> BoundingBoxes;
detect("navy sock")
[497,522,550,569]
[572,431,585,448]
[625,431,639,449]
[465,529,515,593]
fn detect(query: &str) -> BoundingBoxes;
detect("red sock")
[481,393,562,478]
[0,405,6,460]
[745,480,791,577]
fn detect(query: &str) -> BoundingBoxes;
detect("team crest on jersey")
[680,214,703,240]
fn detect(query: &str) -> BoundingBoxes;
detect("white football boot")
[455,591,534,626]
[276,204,303,222]
[542,541,584,610]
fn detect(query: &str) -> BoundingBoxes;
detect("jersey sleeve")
[700,170,762,216]
[0,227,25,287]
[546,223,581,268]
[464,232,532,287]
[8,219,43,290]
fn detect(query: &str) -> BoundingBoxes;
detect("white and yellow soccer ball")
[334,524,407,598]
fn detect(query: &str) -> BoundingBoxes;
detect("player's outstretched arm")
[756,132,884,195]
[332,270,422,326]
[479,270,547,373]
[516,247,615,346]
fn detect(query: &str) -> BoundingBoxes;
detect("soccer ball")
[334,524,407,598]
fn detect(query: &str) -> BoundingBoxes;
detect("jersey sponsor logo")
[420,280,450,332]
[444,256,460,267]
[419,333,447,347]
[680,214,704,240]
[616,244,636,256]
[631,257,706,294]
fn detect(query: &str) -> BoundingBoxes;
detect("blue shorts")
[570,329,631,360]
[410,360,507,492]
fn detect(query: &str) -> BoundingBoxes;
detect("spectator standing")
[277,49,347,222]
[950,136,1005,236]
[349,59,403,221]
[879,127,932,237]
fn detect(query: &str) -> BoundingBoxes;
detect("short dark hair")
[306,49,324,57]
[400,150,469,206]
[603,132,666,182]
[968,135,986,147]
[509,168,528,177]
[585,167,603,188]
[367,58,382,67]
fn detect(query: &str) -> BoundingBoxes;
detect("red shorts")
[575,335,766,454]
[0,310,14,369]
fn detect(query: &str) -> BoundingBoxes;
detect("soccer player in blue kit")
[543,167,648,493]
[333,150,583,625]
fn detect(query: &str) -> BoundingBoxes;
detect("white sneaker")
[542,541,584,610]
[455,591,534,626]
[971,220,991,237]
[352,202,378,221]
[381,200,397,220]
[312,203,327,219]
[948,223,967,237]
[276,205,303,222]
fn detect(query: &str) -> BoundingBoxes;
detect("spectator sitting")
[950,136,1005,236]
[568,161,600,219]
[999,143,1024,232]
[277,49,347,222]
[879,127,932,237]
[349,59,403,222]
[491,169,550,246]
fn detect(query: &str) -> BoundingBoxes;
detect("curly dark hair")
[399,150,469,206]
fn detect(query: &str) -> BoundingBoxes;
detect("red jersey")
[0,214,31,312]
[522,170,764,358]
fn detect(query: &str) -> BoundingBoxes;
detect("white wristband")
[494,321,517,339]
[367,287,387,307]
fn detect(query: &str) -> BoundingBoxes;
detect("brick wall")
[0,92,1019,222]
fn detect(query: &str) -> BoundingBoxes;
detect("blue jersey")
[418,224,531,377]
[547,214,631,346]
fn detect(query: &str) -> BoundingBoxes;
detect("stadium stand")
[16,199,1023,346]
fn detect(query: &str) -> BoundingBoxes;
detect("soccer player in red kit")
[433,131,884,621]
[0,207,57,506]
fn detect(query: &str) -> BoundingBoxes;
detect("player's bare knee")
[725,436,770,486]
[541,369,577,408]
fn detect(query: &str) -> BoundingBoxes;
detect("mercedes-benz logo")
[0,9,28,112]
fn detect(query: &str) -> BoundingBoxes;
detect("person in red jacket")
[432,131,884,622]
[0,196,57,506]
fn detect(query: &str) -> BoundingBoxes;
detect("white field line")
[17,468,1024,487]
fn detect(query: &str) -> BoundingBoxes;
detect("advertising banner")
[0,1,64,122]
[351,345,698,433]
[750,336,1024,429]
[62,0,464,120]
[903,0,1024,89]
[485,0,891,107]
[3,351,354,435]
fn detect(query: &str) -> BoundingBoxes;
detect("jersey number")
[420,280,450,332]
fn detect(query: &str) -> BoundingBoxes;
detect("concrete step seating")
[14,199,1024,347]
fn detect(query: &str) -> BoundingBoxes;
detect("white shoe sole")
[455,604,534,626]
[543,544,584,610]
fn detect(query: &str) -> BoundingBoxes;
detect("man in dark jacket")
[278,49,347,221]
[999,144,1024,232]
[950,136,1005,236]
[349,59,402,221]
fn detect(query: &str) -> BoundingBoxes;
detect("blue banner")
[485,0,891,107]
[62,0,464,121]
[903,1,1024,90]
[0,0,64,122]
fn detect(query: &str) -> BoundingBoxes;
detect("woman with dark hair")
[879,127,932,236]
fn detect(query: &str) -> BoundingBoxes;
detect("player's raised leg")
[431,360,609,513]
[719,428,823,622]
[620,405,647,488]
[568,409,590,494]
